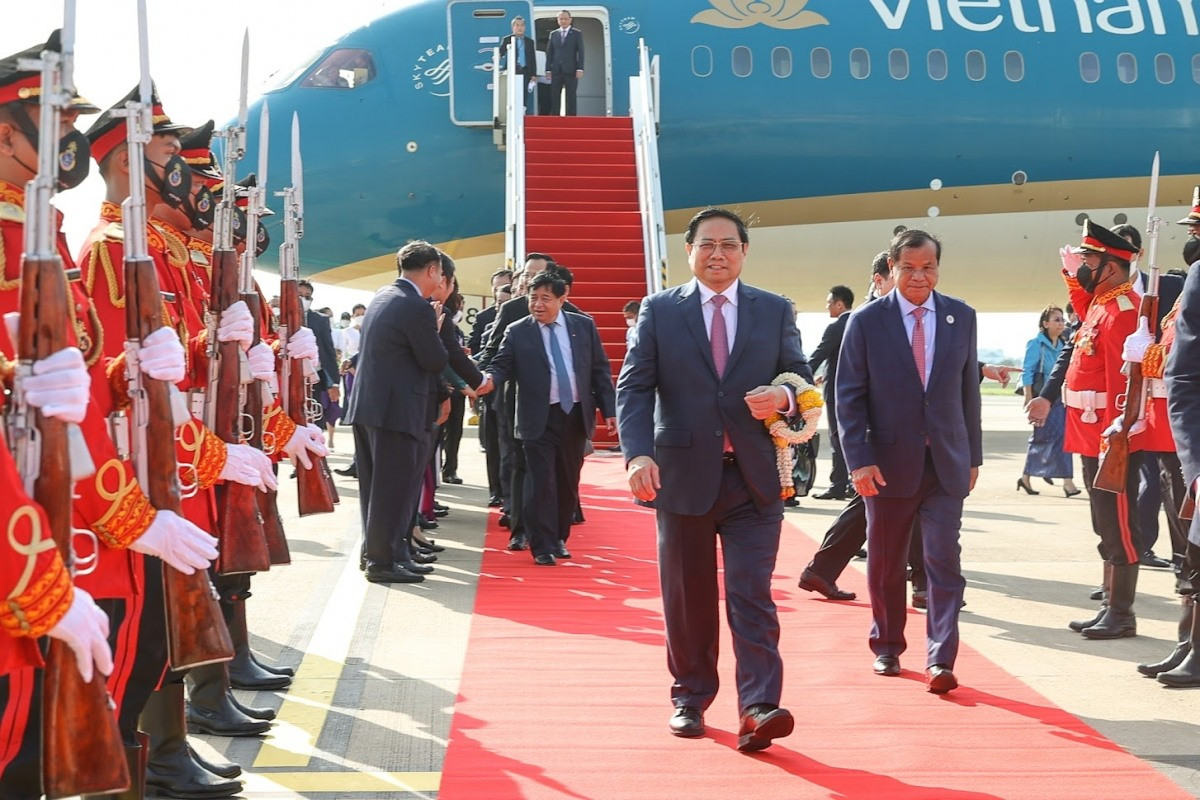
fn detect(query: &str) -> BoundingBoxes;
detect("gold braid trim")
[0,350,12,386]
[0,234,14,292]
[1,549,73,638]
[95,239,125,310]
[263,404,296,457]
[90,459,157,549]
[195,425,228,489]
[1095,282,1135,307]
[1143,343,1167,380]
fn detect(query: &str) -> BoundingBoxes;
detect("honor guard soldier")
[1178,186,1200,237]
[1061,220,1144,639]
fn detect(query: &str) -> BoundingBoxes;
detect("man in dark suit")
[837,229,982,694]
[298,280,341,419]
[487,272,615,564]
[545,10,584,116]
[344,242,448,584]
[470,269,513,505]
[618,208,810,752]
[500,15,537,115]
[810,284,854,500]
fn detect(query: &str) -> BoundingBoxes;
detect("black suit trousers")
[808,494,926,590]
[825,391,849,493]
[521,404,586,557]
[498,388,527,537]
[354,423,427,567]
[550,70,578,116]
[481,397,502,497]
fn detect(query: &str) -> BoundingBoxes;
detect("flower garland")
[763,372,824,499]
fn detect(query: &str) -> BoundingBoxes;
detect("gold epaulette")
[0,202,25,224]
[1116,294,1135,312]
[90,459,157,549]
[101,221,124,241]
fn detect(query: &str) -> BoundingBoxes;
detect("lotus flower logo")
[691,0,829,29]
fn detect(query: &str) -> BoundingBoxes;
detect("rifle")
[278,112,337,516]
[206,31,269,574]
[122,0,233,669]
[1095,151,1160,494]
[242,103,289,564]
[12,11,129,797]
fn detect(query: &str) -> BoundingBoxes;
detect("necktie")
[517,38,524,69]
[548,321,574,414]
[911,307,927,388]
[710,295,729,378]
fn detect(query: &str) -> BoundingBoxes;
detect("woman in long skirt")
[1019,304,1080,496]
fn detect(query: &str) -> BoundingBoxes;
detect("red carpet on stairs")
[439,455,1193,800]
[523,116,646,447]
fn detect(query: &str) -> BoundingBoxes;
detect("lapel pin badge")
[946,315,955,324]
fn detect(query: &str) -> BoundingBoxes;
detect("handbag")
[1015,341,1047,396]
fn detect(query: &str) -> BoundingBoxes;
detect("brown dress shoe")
[736,704,794,752]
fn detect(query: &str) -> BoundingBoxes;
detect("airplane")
[242,0,1200,312]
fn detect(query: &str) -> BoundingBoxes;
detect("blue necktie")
[548,321,573,414]
[516,38,524,69]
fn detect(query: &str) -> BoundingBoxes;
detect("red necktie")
[911,307,927,388]
[710,295,729,378]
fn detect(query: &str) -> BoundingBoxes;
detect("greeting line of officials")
[0,32,333,800]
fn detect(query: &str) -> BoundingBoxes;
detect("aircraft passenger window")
[1004,51,1024,82]
[850,48,870,79]
[691,46,713,78]
[1117,53,1137,83]
[300,48,376,89]
[927,50,948,81]
[732,46,753,78]
[811,47,831,79]
[772,47,792,79]
[965,50,986,81]
[1080,52,1100,83]
[1155,53,1175,84]
[889,49,909,80]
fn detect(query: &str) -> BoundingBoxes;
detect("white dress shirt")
[896,290,937,389]
[696,278,739,350]
[538,312,579,406]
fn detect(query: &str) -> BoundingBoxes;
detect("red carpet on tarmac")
[440,456,1190,800]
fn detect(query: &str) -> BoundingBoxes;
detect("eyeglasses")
[693,239,743,255]
[1047,316,1065,322]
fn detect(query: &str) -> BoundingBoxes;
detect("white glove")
[24,347,91,424]
[219,443,279,492]
[287,327,318,362]
[246,342,277,381]
[1122,318,1154,364]
[217,301,254,348]
[139,326,186,383]
[46,587,112,683]
[129,509,219,574]
[1060,245,1083,278]
[283,423,328,469]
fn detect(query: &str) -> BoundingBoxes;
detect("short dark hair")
[1111,223,1142,251]
[397,240,441,273]
[490,268,513,282]
[1185,236,1200,267]
[352,303,366,313]
[685,207,749,245]
[438,251,456,281]
[1066,302,1075,315]
[829,285,854,307]
[497,284,513,296]
[623,300,640,314]
[889,229,942,263]
[547,264,573,286]
[528,272,566,297]
[871,251,890,278]
[524,252,553,265]
[1038,304,1064,334]
[298,279,314,293]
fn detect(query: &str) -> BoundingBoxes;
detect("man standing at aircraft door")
[546,10,584,116]
[501,15,537,116]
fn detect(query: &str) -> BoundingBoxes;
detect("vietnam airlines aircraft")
[242,0,1200,310]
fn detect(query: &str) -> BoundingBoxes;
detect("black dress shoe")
[434,508,449,518]
[572,508,585,524]
[506,537,528,551]
[442,473,463,484]
[533,554,556,566]
[488,495,504,508]
[498,513,511,529]
[668,706,705,738]
[365,564,425,584]
[1141,551,1172,569]
[412,551,438,565]
[813,489,848,501]
[783,497,800,507]
[798,568,856,601]
[419,518,439,531]
[415,539,445,553]
[737,704,794,752]
[873,655,901,676]
[333,465,357,478]
[399,560,434,575]
[925,664,958,694]
[555,541,572,559]
[912,590,927,609]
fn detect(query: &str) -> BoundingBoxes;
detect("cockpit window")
[262,48,326,92]
[300,49,377,89]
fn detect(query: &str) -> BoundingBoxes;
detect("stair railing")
[500,38,527,272]
[630,39,667,293]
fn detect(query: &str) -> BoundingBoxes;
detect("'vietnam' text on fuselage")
[867,0,1200,34]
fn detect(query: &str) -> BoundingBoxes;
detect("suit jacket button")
[715,430,722,437]
[718,391,725,397]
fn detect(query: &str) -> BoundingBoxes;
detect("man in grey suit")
[500,15,537,115]
[545,9,584,116]
[487,272,616,564]
[836,229,982,694]
[617,208,810,752]
[345,241,451,584]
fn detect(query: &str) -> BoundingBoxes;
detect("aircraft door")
[535,7,611,117]
[447,0,534,127]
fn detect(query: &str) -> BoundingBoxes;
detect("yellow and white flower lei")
[764,372,824,499]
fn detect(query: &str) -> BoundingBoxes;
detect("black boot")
[228,599,293,688]
[1082,563,1138,639]
[231,691,277,721]
[1069,563,1112,632]
[187,743,242,780]
[185,663,271,736]
[1159,597,1200,687]
[1138,596,1193,677]
[142,683,243,799]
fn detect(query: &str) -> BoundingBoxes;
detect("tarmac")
[197,395,1200,798]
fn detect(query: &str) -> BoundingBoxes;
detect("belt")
[1149,378,1168,399]
[1063,388,1108,424]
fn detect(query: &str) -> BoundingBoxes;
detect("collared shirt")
[895,289,937,388]
[539,311,579,406]
[696,278,739,350]
[558,25,572,41]
[516,36,525,68]
[400,276,424,298]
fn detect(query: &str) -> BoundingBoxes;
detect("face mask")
[301,297,312,312]
[1075,261,1105,294]
[11,104,91,190]
[353,316,363,327]
[146,154,192,209]
[338,319,350,329]
[183,184,215,230]
[453,309,464,324]
[625,317,635,328]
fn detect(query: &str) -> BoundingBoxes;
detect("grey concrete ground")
[194,396,1200,798]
